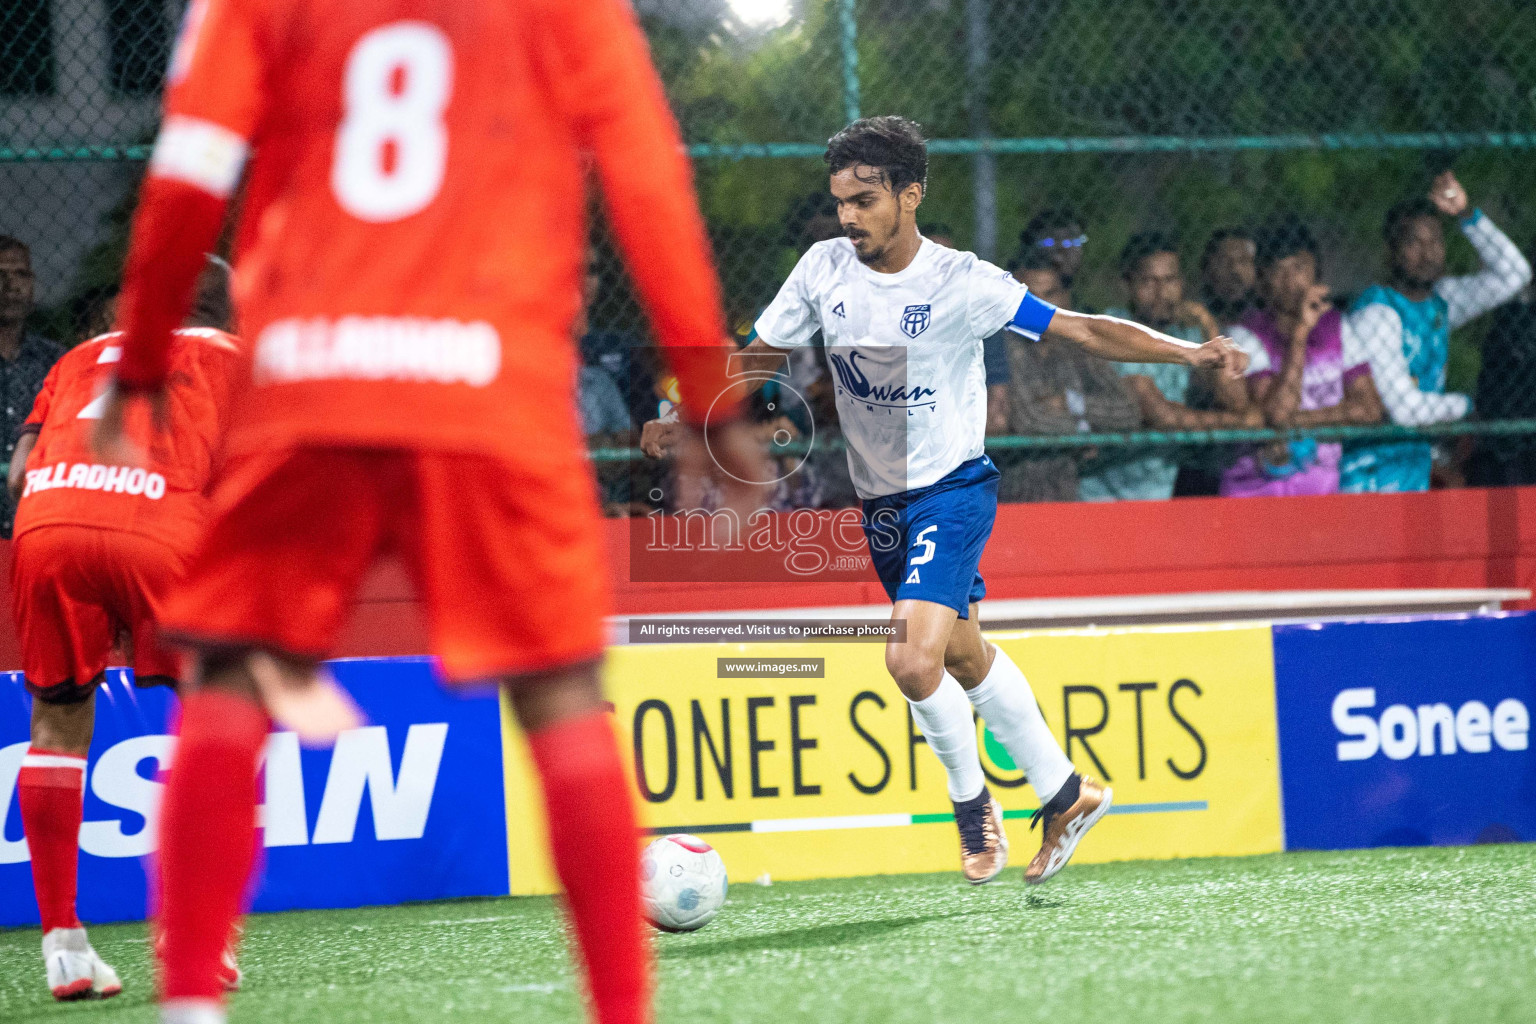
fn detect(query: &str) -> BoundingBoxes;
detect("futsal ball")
[641,834,729,932]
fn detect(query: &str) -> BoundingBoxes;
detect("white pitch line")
[497,983,564,994]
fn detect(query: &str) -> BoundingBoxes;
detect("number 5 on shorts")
[909,525,937,566]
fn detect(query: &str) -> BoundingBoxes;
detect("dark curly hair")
[1008,249,1058,274]
[824,116,928,195]
[1118,231,1179,279]
[1254,214,1319,272]
[1019,207,1083,247]
[1383,196,1441,250]
[1200,227,1254,274]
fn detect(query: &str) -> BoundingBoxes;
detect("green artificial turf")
[3,844,1534,1023]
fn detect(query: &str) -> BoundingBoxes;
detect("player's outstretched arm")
[96,166,231,461]
[1045,308,1248,379]
[549,0,776,510]
[548,0,739,425]
[103,0,260,455]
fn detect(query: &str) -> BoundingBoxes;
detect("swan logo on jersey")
[900,304,931,338]
[828,351,870,396]
[826,351,937,409]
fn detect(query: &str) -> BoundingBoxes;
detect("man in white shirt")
[1342,172,1531,492]
[642,116,1245,886]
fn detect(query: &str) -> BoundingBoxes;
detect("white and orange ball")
[640,834,729,932]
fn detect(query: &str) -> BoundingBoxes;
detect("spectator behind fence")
[572,260,640,514]
[984,254,1139,502]
[988,251,1077,433]
[77,284,120,344]
[1201,227,1258,326]
[0,236,65,537]
[1221,217,1384,497]
[1466,282,1536,486]
[579,364,632,439]
[574,259,635,441]
[578,252,657,431]
[1017,207,1091,310]
[1078,232,1257,502]
[1341,171,1532,492]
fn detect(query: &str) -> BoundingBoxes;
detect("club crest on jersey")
[901,304,931,338]
[832,301,846,318]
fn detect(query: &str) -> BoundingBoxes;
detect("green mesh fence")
[4,0,1536,514]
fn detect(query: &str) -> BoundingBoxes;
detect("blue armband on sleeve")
[1006,291,1058,341]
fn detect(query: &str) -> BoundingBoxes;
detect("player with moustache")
[644,116,1248,887]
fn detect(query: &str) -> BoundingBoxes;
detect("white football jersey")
[754,236,1031,498]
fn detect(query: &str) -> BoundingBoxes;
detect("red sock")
[156,690,268,1002]
[528,711,650,1024]
[18,747,87,932]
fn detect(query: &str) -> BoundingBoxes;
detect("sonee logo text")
[1332,688,1529,762]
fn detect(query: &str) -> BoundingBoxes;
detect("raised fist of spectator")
[1429,171,1469,219]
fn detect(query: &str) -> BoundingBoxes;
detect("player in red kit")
[9,262,240,1001]
[96,1,766,1023]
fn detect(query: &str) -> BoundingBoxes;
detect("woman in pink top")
[1221,217,1385,497]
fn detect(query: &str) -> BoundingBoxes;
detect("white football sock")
[965,647,1075,806]
[907,674,986,803]
[42,927,90,957]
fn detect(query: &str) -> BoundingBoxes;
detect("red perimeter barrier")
[2,487,1534,667]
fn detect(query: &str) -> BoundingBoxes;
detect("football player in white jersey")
[644,116,1246,884]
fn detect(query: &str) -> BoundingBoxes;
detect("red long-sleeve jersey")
[114,0,735,463]
[16,329,242,552]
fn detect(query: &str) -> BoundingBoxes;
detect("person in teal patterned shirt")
[1342,172,1531,492]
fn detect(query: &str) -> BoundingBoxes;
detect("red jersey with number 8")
[141,0,734,466]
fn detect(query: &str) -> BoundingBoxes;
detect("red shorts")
[163,446,608,681]
[11,524,186,702]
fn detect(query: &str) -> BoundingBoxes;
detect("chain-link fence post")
[965,0,995,260]
[840,0,860,124]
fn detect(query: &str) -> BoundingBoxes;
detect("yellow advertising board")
[501,623,1282,893]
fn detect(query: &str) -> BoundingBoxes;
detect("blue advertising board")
[0,658,507,928]
[8,614,1535,928]
[0,667,177,927]
[1273,614,1536,850]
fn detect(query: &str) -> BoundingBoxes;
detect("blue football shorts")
[861,455,1000,619]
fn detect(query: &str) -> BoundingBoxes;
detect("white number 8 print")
[331,22,453,223]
